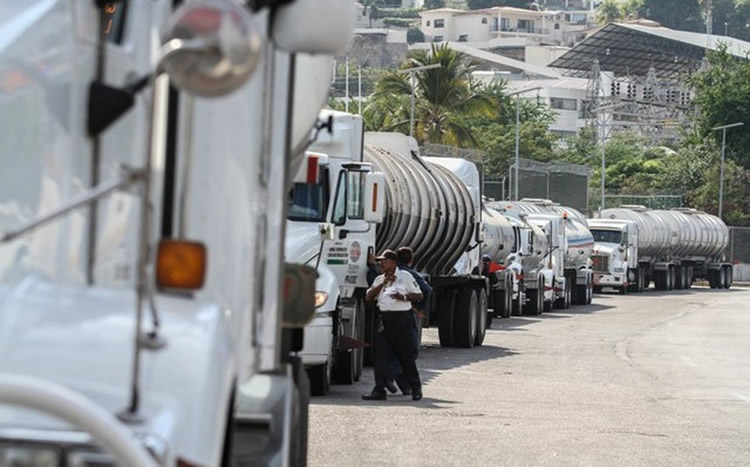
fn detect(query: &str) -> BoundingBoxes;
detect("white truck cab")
[0,0,356,465]
[589,219,640,293]
[286,111,385,394]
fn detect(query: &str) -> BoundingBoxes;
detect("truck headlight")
[314,291,328,308]
[0,444,59,467]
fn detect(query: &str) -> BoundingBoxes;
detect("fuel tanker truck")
[595,206,733,290]
[362,132,492,348]
[490,200,595,311]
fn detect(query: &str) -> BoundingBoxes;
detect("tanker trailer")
[486,201,553,316]
[600,206,733,290]
[481,204,519,319]
[363,132,491,348]
[519,199,595,305]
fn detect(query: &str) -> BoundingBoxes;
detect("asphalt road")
[308,286,750,466]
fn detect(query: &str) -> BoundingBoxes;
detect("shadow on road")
[313,342,516,408]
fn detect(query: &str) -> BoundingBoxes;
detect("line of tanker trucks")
[288,110,735,395]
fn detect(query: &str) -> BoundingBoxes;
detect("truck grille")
[592,255,609,273]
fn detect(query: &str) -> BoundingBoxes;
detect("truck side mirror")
[364,172,386,224]
[159,1,263,97]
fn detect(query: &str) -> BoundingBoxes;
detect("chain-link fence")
[588,192,684,215]
[730,226,750,282]
[508,158,590,212]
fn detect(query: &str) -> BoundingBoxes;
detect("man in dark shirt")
[390,246,432,395]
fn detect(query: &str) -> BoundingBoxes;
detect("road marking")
[680,356,697,367]
[730,392,750,403]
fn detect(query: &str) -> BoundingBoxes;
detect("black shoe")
[411,392,423,401]
[395,376,411,395]
[385,381,398,394]
[362,391,386,401]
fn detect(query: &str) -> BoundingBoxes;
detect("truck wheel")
[363,304,376,367]
[511,280,523,316]
[438,289,457,347]
[525,281,543,316]
[719,267,727,290]
[453,288,478,348]
[654,270,665,290]
[554,279,566,310]
[686,266,693,289]
[474,288,488,346]
[307,363,330,396]
[576,285,588,305]
[708,269,718,289]
[619,284,628,295]
[332,350,355,385]
[638,268,646,292]
[725,266,733,289]
[353,298,365,382]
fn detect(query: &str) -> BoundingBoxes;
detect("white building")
[505,78,589,142]
[419,6,596,47]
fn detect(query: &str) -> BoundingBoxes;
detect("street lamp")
[506,85,542,200]
[397,63,442,137]
[711,121,744,219]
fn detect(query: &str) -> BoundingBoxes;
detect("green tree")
[407,27,425,44]
[689,44,750,168]
[641,0,702,31]
[596,0,624,24]
[621,0,646,19]
[424,0,446,8]
[364,44,498,147]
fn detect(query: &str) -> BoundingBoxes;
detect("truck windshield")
[288,182,327,222]
[591,229,622,244]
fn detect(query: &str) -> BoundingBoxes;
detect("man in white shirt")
[363,249,424,401]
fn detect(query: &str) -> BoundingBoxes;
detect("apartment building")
[420,6,595,46]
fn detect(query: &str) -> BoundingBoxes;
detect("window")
[517,19,534,32]
[554,23,560,30]
[591,229,622,244]
[288,179,328,222]
[426,20,431,26]
[347,171,365,219]
[434,19,445,28]
[433,35,443,42]
[331,172,347,225]
[481,17,488,24]
[500,17,510,30]
[550,97,577,111]
[102,1,128,44]
[458,34,468,42]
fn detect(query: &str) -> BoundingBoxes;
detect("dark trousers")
[374,311,422,394]
[389,311,419,380]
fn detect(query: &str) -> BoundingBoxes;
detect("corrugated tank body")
[481,205,515,264]
[363,132,477,277]
[601,206,729,260]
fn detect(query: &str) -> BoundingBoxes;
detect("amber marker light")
[156,239,207,290]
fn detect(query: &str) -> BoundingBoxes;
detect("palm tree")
[596,0,623,25]
[364,44,498,147]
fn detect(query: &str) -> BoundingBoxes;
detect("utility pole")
[358,65,362,115]
[397,63,441,137]
[345,57,349,113]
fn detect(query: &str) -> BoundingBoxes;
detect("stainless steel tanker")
[600,205,733,290]
[490,199,595,307]
[363,132,492,348]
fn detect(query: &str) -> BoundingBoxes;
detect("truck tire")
[654,270,666,291]
[725,266,733,289]
[668,267,676,291]
[353,298,365,382]
[708,269,718,289]
[332,350,355,385]
[554,278,566,309]
[438,289,457,347]
[525,281,543,316]
[500,275,513,318]
[453,288,478,348]
[511,280,523,316]
[719,267,727,290]
[474,288,488,346]
[686,266,694,289]
[363,303,376,367]
[307,363,330,396]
